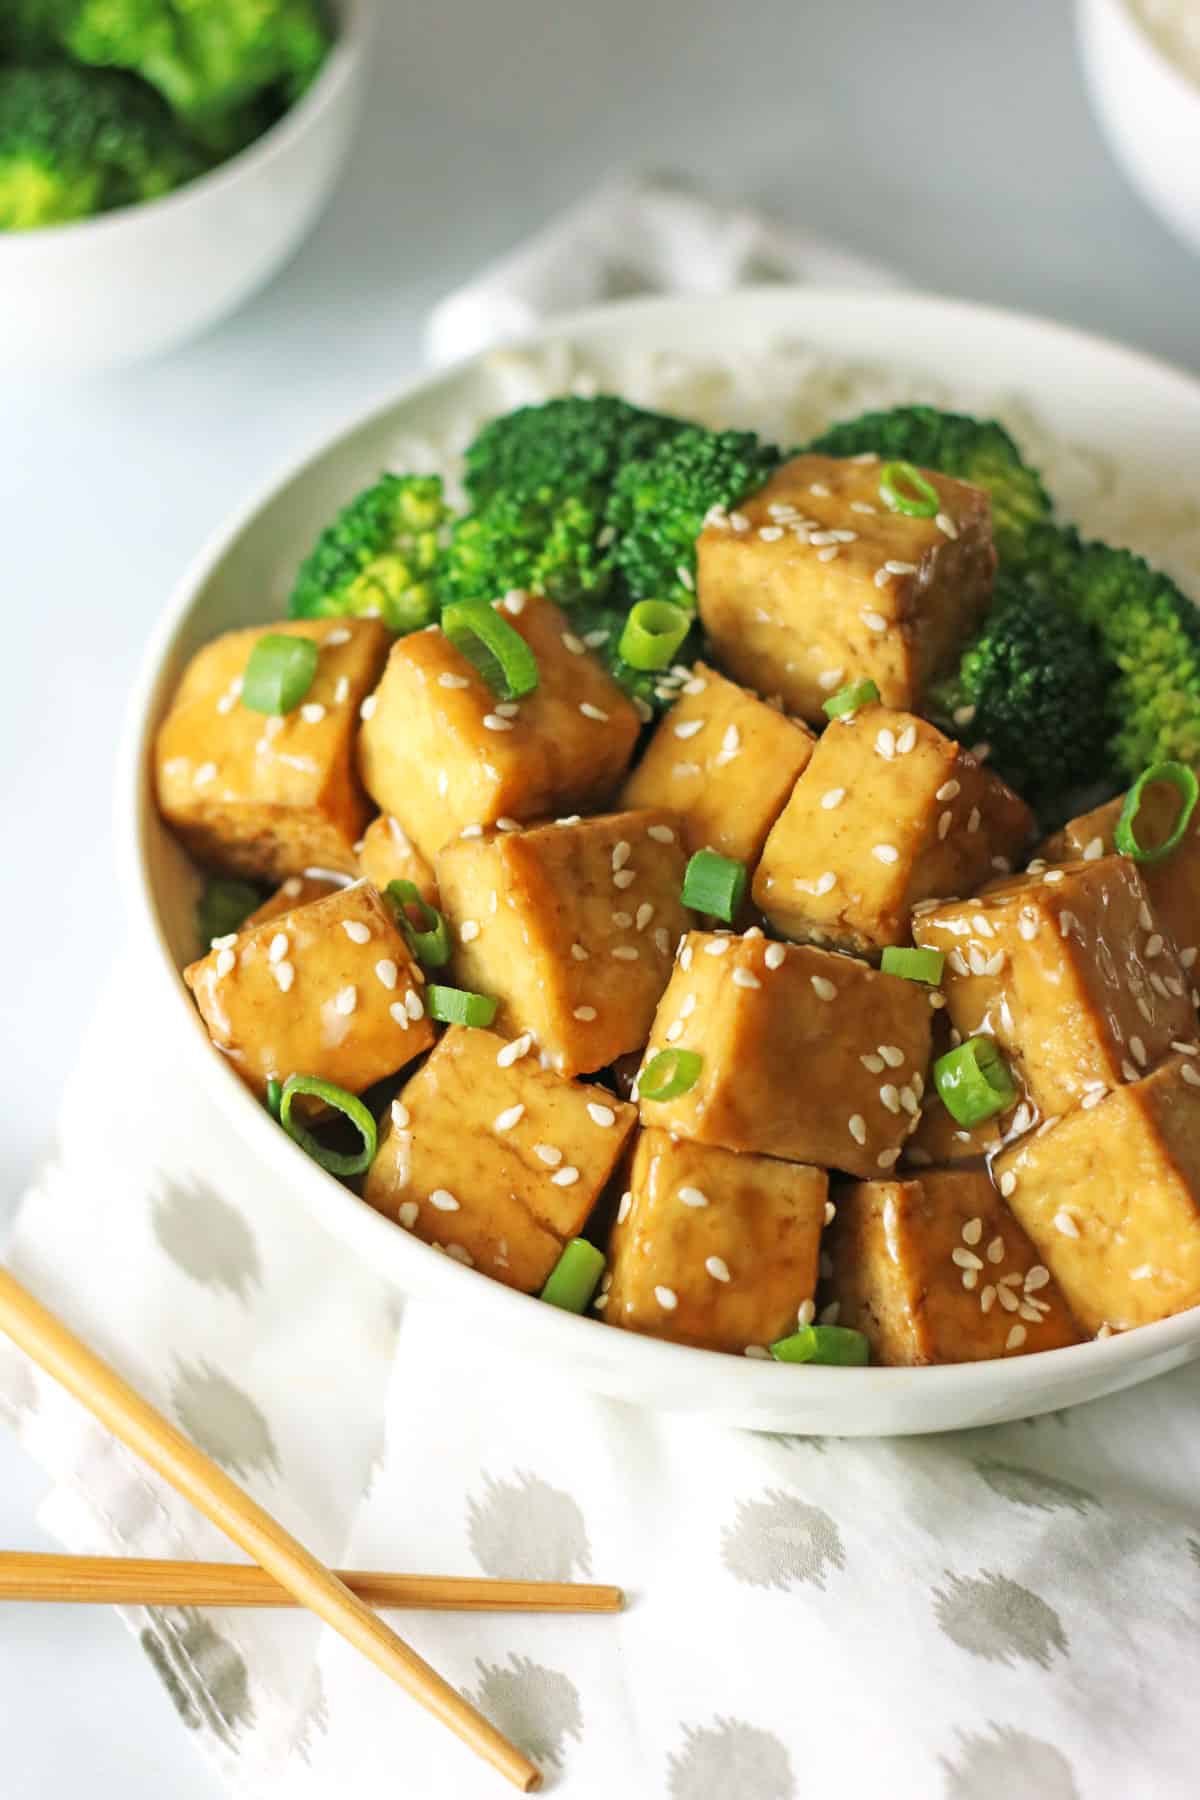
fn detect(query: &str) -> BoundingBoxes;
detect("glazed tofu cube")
[357,814,439,907]
[362,1026,637,1291]
[620,662,816,864]
[697,452,994,723]
[826,1169,1082,1364]
[753,703,1033,956]
[993,1056,1200,1332]
[436,810,690,1077]
[184,882,434,1101]
[156,619,390,881]
[245,874,342,929]
[912,857,1195,1118]
[902,1087,1031,1169]
[357,593,641,863]
[604,1128,827,1354]
[638,932,931,1178]
[1040,783,1200,983]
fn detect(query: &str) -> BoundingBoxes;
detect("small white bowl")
[0,0,372,377]
[1078,0,1200,256]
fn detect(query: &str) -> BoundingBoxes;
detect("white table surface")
[3,1,1199,1794]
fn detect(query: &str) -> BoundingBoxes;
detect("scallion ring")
[934,1036,1018,1128]
[426,984,498,1027]
[769,1325,870,1366]
[881,946,945,985]
[682,849,748,922]
[639,1047,702,1102]
[540,1238,606,1313]
[618,600,692,672]
[879,459,939,518]
[265,1077,282,1120]
[1114,762,1199,866]
[822,678,880,720]
[385,880,451,968]
[442,600,539,700]
[279,1075,377,1177]
[241,632,319,715]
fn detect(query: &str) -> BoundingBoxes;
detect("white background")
[2,2,1199,1794]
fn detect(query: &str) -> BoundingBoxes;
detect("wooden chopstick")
[0,1552,624,1614]
[0,1268,540,1793]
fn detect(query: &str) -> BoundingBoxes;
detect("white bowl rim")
[1084,0,1200,112]
[0,0,373,251]
[116,283,1200,1422]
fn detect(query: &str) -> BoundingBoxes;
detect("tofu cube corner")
[363,1025,636,1291]
[638,932,932,1178]
[604,1128,827,1354]
[156,619,390,881]
[357,593,642,863]
[357,813,439,907]
[436,809,691,1076]
[697,452,994,723]
[184,881,434,1100]
[825,1168,1082,1365]
[754,703,1032,956]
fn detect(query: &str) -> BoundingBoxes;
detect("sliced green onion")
[279,1075,377,1177]
[934,1036,1018,1127]
[682,851,748,922]
[769,1325,870,1366]
[385,880,451,968]
[426,984,498,1027]
[241,632,319,715]
[1114,762,1199,866]
[442,600,539,700]
[881,946,945,985]
[822,678,880,720]
[196,876,260,947]
[618,600,692,672]
[639,1047,702,1102]
[266,1077,282,1120]
[540,1238,606,1313]
[879,459,939,518]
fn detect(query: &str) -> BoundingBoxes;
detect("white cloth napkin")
[5,180,1200,1800]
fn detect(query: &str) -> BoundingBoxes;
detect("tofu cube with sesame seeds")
[619,662,816,865]
[696,452,995,724]
[912,857,1195,1120]
[825,1169,1082,1364]
[1040,783,1200,990]
[993,1056,1200,1333]
[752,703,1032,957]
[356,593,642,864]
[362,1025,636,1290]
[357,814,439,907]
[603,1128,827,1354]
[245,874,343,929]
[183,881,433,1103]
[156,619,391,882]
[638,932,932,1179]
[435,809,690,1078]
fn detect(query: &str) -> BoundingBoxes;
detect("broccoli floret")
[440,486,613,609]
[0,1,61,58]
[289,474,452,633]
[56,0,331,152]
[0,62,204,230]
[927,573,1115,815]
[1020,524,1200,779]
[462,395,686,509]
[606,426,781,608]
[808,404,1052,565]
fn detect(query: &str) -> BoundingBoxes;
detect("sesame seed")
[873,844,900,864]
[1182,947,1198,970]
[615,1190,634,1226]
[764,942,786,970]
[732,968,761,990]
[952,704,976,727]
[193,761,217,788]
[332,985,357,1016]
[388,1001,410,1028]
[935,511,958,539]
[820,787,846,810]
[1005,1325,1027,1351]
[811,975,837,1002]
[665,1020,683,1043]
[886,559,919,576]
[849,1114,867,1145]
[216,691,236,715]
[503,590,527,614]
[998,1170,1017,1198]
[264,932,288,965]
[721,724,741,755]
[879,1084,901,1114]
[561,631,586,655]
[210,932,238,951]
[861,1054,885,1074]
[496,814,521,828]
[1131,1035,1148,1067]
[301,702,327,725]
[879,1044,904,1068]
[611,911,632,930]
[952,1247,984,1270]
[679,944,694,970]
[494,1104,525,1132]
[961,1218,983,1247]
[655,1285,678,1311]
[980,1285,996,1313]
[935,779,962,803]
[938,810,953,841]
[676,565,695,592]
[759,525,784,542]
[533,1144,563,1169]
[214,947,236,978]
[613,869,637,890]
[1145,933,1164,959]
[552,1166,580,1187]
[360,695,377,721]
[573,1005,597,1021]
[797,1298,817,1327]
[429,1189,459,1212]
[706,1256,732,1283]
[580,702,609,722]
[962,1268,979,1290]
[367,956,397,992]
[896,724,917,755]
[459,921,481,944]
[861,608,889,631]
[986,1236,1005,1264]
[816,546,839,563]
[996,1285,1019,1313]
[850,500,877,514]
[1082,835,1104,861]
[397,1202,418,1229]
[680,995,697,1018]
[876,728,896,759]
[272,960,295,993]
[636,903,655,931]
[1181,1064,1200,1088]
[341,919,371,946]
[967,807,981,834]
[612,946,640,961]
[674,717,704,740]
[1043,869,1064,884]
[1173,1041,1200,1055]
[612,840,632,871]
[705,938,731,957]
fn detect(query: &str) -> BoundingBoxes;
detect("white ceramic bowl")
[0,0,371,377]
[1078,0,1200,256]
[118,287,1200,1436]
